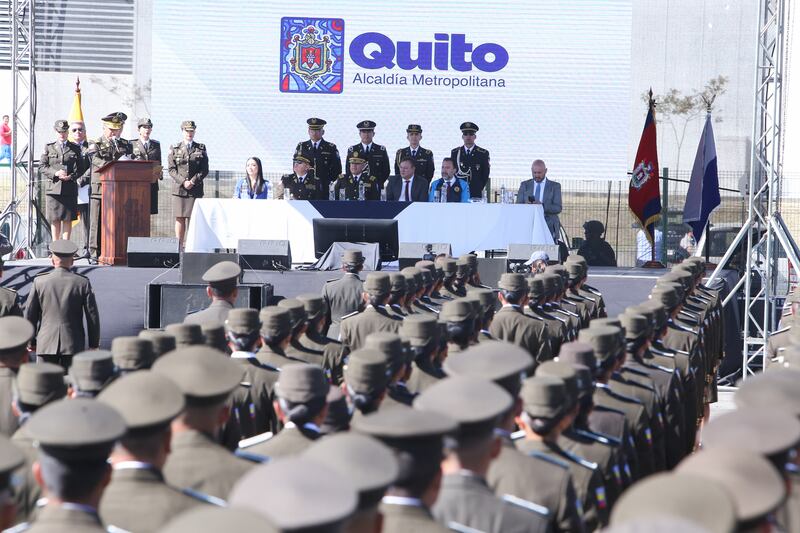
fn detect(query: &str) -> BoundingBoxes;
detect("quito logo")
[280,17,344,93]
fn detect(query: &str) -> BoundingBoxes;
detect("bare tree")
[88,75,152,116]
[643,75,728,176]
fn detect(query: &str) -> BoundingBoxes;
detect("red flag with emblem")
[628,90,662,243]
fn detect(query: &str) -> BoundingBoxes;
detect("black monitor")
[313,218,399,261]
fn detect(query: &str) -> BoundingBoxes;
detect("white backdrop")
[152,0,632,181]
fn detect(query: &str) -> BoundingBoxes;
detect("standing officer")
[294,117,341,191]
[153,346,253,500]
[450,122,490,200]
[340,272,401,351]
[24,240,100,370]
[0,316,33,441]
[88,112,131,263]
[69,120,92,259]
[168,120,208,250]
[184,261,241,326]
[279,154,324,200]
[418,377,550,533]
[98,371,210,531]
[321,250,365,339]
[333,154,381,201]
[21,398,126,532]
[131,118,162,216]
[345,121,390,187]
[395,124,434,182]
[40,119,85,241]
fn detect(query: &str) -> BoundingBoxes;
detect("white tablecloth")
[185,200,554,263]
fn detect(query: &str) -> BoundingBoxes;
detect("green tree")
[643,75,728,176]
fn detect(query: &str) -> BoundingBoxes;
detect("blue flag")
[683,113,720,241]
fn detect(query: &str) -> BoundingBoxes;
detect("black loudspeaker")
[476,258,506,290]
[180,252,240,284]
[398,242,452,269]
[238,240,291,271]
[145,282,274,328]
[127,237,179,268]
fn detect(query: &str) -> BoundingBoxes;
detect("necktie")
[186,142,192,152]
[314,142,319,151]
[465,148,470,157]
[534,182,541,202]
[144,142,149,152]
[62,142,67,152]
[411,149,416,158]
[444,181,449,201]
[404,179,411,201]
[364,145,370,156]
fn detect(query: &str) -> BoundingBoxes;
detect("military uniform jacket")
[346,143,391,185]
[132,138,162,165]
[0,367,17,437]
[184,299,234,326]
[299,332,346,384]
[593,384,655,478]
[163,429,253,500]
[379,501,451,533]
[285,340,325,366]
[99,465,206,533]
[406,361,445,394]
[40,140,86,197]
[433,472,549,533]
[244,423,320,459]
[231,353,279,434]
[322,273,363,325]
[255,344,305,370]
[279,171,324,200]
[333,172,382,200]
[451,145,490,198]
[294,138,341,188]
[0,286,22,317]
[489,305,551,365]
[23,505,108,533]
[516,439,608,532]
[24,267,100,355]
[168,141,209,198]
[89,136,132,197]
[559,430,622,507]
[11,425,37,523]
[340,305,400,351]
[487,438,584,533]
[395,146,435,182]
[767,326,791,359]
[526,306,568,355]
[587,407,637,483]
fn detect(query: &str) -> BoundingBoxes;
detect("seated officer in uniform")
[278,154,324,200]
[428,158,470,202]
[333,154,382,201]
[21,398,126,532]
[98,371,212,531]
[417,377,550,533]
[577,221,617,267]
[184,261,241,326]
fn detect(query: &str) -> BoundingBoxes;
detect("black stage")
[1,261,741,377]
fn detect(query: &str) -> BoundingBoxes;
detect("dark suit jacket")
[385,175,428,202]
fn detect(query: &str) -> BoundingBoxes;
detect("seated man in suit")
[516,159,562,242]
[428,157,470,203]
[386,157,428,202]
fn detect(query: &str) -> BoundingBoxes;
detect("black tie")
[411,149,416,158]
[365,145,370,156]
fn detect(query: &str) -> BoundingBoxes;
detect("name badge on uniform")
[595,487,607,510]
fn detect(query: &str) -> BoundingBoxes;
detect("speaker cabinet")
[398,242,452,269]
[180,252,240,284]
[238,239,291,271]
[127,237,180,268]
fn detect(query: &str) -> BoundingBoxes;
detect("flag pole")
[642,89,664,268]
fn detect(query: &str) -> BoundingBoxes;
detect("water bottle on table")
[358,181,366,201]
[500,184,507,204]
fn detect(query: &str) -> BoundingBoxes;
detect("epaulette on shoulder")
[447,522,484,533]
[593,404,626,416]
[234,449,270,464]
[150,139,160,146]
[195,143,206,150]
[340,310,360,320]
[377,144,386,152]
[424,148,433,155]
[527,449,569,469]
[574,428,620,446]
[170,143,180,150]
[238,431,274,449]
[181,487,227,507]
[621,365,649,378]
[501,494,550,517]
[559,448,598,471]
[475,146,488,153]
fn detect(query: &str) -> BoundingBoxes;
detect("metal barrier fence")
[2,164,798,269]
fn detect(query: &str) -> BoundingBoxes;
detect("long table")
[185,199,554,263]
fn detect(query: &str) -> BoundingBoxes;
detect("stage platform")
[1,261,739,374]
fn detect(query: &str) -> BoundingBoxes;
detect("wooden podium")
[98,159,156,265]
